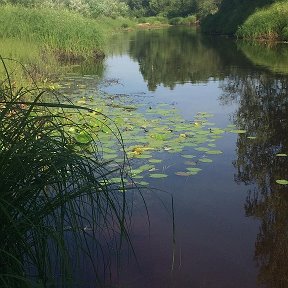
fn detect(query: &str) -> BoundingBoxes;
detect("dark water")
[74,27,288,288]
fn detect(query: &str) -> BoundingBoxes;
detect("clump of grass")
[0,5,108,60]
[0,58,132,287]
[237,1,288,41]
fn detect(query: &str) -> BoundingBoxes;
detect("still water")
[72,27,288,287]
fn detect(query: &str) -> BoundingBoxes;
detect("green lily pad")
[149,159,162,163]
[199,158,213,163]
[75,131,92,144]
[181,154,195,159]
[149,173,168,178]
[276,179,288,185]
[206,150,223,155]
[175,172,194,177]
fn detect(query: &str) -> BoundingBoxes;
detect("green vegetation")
[237,1,288,41]
[202,0,275,35]
[0,59,132,287]
[0,5,135,60]
[238,41,288,74]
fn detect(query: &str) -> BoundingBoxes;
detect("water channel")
[84,27,287,288]
[5,26,288,288]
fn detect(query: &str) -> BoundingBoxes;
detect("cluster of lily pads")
[59,76,288,187]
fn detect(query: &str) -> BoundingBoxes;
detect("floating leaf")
[149,173,168,178]
[186,167,202,174]
[75,131,92,144]
[276,154,287,157]
[195,147,209,152]
[247,136,257,140]
[206,150,223,155]
[149,159,162,163]
[199,158,213,163]
[276,179,288,185]
[136,181,149,186]
[175,172,193,177]
[181,154,195,159]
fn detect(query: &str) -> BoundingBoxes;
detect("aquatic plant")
[0,58,131,287]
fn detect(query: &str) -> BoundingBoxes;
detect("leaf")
[206,150,223,155]
[149,159,162,163]
[186,167,202,172]
[276,179,288,185]
[75,131,92,144]
[149,173,168,178]
[181,154,195,159]
[175,172,194,176]
[199,158,213,163]
[276,154,287,157]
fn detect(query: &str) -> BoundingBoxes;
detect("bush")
[237,1,288,40]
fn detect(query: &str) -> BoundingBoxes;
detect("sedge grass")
[236,1,288,41]
[0,57,134,287]
[0,5,136,60]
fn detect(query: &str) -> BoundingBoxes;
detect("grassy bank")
[0,5,135,59]
[236,1,288,41]
[201,0,275,35]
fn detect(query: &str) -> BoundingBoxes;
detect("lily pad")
[199,158,213,163]
[276,179,288,185]
[175,172,194,177]
[206,150,223,155]
[149,173,168,178]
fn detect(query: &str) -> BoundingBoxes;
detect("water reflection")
[220,72,288,287]
[107,27,288,287]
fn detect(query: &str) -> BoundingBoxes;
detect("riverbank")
[202,0,288,42]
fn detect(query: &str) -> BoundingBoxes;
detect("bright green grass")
[0,5,136,59]
[237,1,288,41]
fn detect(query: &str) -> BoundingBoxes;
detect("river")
[5,26,288,288]
[82,27,287,288]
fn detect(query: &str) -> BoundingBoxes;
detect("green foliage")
[202,0,275,35]
[0,5,105,58]
[0,59,131,287]
[0,0,130,18]
[169,15,197,25]
[237,1,288,41]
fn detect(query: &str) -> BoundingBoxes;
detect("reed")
[0,5,135,60]
[0,58,132,287]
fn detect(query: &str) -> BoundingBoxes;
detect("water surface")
[94,27,288,288]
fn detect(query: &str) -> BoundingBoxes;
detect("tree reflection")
[128,27,225,90]
[220,71,288,287]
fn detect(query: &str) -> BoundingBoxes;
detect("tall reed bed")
[237,1,288,41]
[0,58,132,287]
[0,5,135,60]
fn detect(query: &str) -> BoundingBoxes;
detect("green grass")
[0,58,133,287]
[0,5,136,60]
[236,1,288,41]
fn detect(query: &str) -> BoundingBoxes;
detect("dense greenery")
[0,5,135,59]
[0,0,130,18]
[0,59,132,287]
[237,1,288,41]
[124,0,220,19]
[202,0,275,34]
